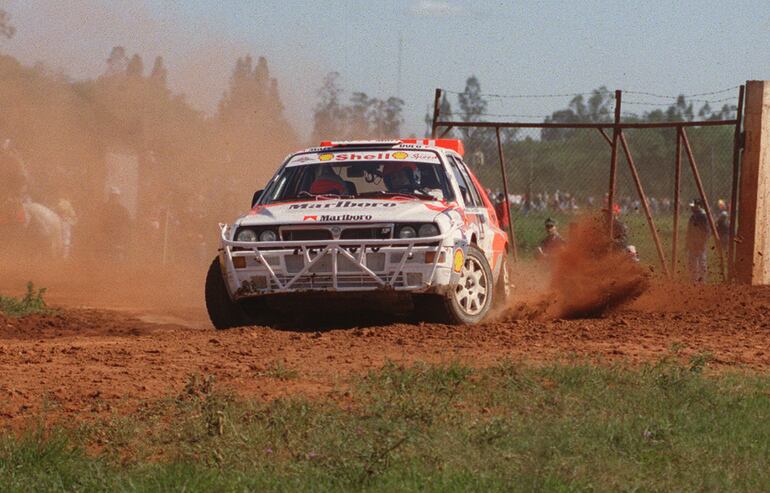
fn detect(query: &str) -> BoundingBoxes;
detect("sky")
[2,0,768,139]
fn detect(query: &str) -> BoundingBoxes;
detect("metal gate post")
[681,128,726,280]
[495,126,518,262]
[607,90,622,239]
[618,131,670,277]
[431,89,442,139]
[728,85,745,280]
[672,127,682,275]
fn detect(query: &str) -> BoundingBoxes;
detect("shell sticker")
[392,151,408,160]
[453,249,464,273]
[318,153,334,161]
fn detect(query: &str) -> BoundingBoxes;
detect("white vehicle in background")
[205,139,510,329]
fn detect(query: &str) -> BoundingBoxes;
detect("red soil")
[1,281,768,431]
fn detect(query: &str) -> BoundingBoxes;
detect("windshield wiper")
[357,190,437,201]
[296,191,354,200]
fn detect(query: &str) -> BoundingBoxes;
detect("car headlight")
[397,226,417,239]
[418,223,440,237]
[258,229,278,242]
[236,228,257,242]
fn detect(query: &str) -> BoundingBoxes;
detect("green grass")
[2,359,769,492]
[0,282,51,317]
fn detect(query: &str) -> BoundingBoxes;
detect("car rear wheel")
[205,256,249,330]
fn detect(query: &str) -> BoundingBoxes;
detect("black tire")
[205,256,249,330]
[414,245,495,325]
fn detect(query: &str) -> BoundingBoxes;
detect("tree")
[0,9,15,39]
[126,54,144,77]
[105,46,128,76]
[311,73,405,141]
[311,72,345,142]
[150,56,167,86]
[424,92,453,137]
[457,76,488,157]
[458,76,487,122]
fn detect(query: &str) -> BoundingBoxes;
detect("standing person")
[685,199,710,282]
[56,198,78,259]
[715,199,730,253]
[536,217,566,259]
[102,187,132,262]
[494,193,509,229]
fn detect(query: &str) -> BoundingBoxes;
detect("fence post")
[672,128,682,275]
[618,131,670,277]
[735,80,770,284]
[431,89,442,139]
[495,126,518,262]
[607,90,622,239]
[728,85,745,280]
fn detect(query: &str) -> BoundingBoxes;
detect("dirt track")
[1,279,768,431]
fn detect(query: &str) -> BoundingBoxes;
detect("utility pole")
[396,34,403,97]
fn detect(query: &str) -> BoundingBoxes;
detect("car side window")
[455,157,484,207]
[448,156,478,207]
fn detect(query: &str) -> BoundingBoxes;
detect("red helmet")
[309,177,345,195]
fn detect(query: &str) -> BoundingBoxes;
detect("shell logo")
[453,249,464,273]
[318,153,334,162]
[392,151,408,160]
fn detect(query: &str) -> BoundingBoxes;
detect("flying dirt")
[498,214,650,321]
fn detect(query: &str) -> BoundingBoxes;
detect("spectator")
[536,217,566,259]
[715,199,729,252]
[56,198,77,259]
[102,187,132,262]
[685,199,710,282]
[494,193,509,229]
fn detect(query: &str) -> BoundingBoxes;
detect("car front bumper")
[218,224,464,300]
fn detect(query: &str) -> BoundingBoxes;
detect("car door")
[447,155,487,242]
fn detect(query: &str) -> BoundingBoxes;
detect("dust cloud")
[498,214,650,321]
[0,41,295,315]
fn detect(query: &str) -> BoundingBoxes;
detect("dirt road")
[1,280,768,431]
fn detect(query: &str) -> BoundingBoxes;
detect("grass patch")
[1,360,769,491]
[0,282,50,318]
[256,360,299,381]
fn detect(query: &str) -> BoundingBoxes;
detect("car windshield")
[260,160,455,204]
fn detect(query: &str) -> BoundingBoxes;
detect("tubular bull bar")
[219,224,458,298]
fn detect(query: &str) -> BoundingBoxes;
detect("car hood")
[236,198,452,227]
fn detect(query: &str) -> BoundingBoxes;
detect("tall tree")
[126,54,144,77]
[311,72,345,142]
[0,9,15,39]
[105,46,128,76]
[458,76,487,123]
[424,92,453,137]
[149,56,167,86]
[457,76,487,155]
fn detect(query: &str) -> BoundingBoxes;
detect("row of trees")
[311,72,405,143]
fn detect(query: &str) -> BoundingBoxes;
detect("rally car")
[205,139,510,329]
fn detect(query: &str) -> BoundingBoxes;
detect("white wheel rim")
[454,256,488,316]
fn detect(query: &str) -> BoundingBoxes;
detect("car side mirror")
[251,189,264,208]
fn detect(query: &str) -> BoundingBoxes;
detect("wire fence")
[436,119,738,280]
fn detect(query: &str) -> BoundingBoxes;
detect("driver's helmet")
[383,163,417,191]
[309,177,345,195]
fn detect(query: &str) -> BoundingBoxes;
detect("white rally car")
[205,139,510,328]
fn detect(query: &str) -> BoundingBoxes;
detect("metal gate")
[430,87,745,281]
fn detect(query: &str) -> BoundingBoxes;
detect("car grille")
[281,229,332,241]
[340,226,393,240]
